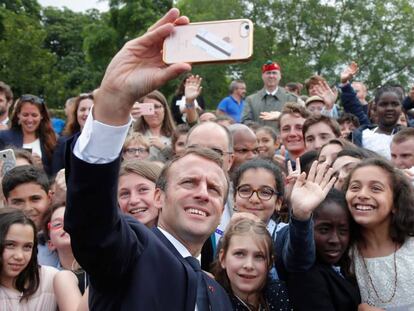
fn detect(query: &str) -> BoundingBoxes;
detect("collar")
[157,227,201,263]
[265,87,278,96]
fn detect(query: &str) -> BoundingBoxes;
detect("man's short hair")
[0,81,13,102]
[304,75,326,93]
[302,114,341,138]
[337,113,360,128]
[392,128,414,145]
[2,165,50,199]
[285,82,302,94]
[155,147,230,203]
[278,102,310,130]
[229,80,245,93]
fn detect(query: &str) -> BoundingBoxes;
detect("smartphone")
[0,149,16,176]
[163,19,253,65]
[138,102,155,115]
[23,147,32,153]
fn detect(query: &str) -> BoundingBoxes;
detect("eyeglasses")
[124,147,149,155]
[19,94,44,105]
[47,221,63,231]
[236,185,278,201]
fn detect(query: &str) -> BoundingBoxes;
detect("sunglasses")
[79,93,94,100]
[19,94,44,105]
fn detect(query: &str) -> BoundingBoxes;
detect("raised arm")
[93,8,191,126]
[277,161,336,276]
[64,8,191,283]
[339,62,371,126]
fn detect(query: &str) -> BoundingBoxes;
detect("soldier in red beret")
[242,60,299,127]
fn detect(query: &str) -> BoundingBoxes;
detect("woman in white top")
[0,208,58,311]
[343,158,414,310]
[0,94,56,176]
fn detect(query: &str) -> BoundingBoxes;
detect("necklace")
[359,244,398,304]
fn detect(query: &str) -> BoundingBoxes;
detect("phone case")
[139,103,155,115]
[163,19,253,64]
[0,149,16,176]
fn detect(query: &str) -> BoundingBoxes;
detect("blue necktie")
[185,256,210,311]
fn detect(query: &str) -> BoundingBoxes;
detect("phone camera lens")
[244,24,250,30]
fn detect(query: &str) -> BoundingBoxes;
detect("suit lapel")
[152,228,198,311]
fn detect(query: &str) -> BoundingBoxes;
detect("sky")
[38,0,109,12]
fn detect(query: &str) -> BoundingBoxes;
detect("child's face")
[279,113,305,154]
[6,182,51,229]
[318,143,343,166]
[235,168,281,224]
[345,165,393,229]
[332,156,361,190]
[48,206,71,251]
[118,173,158,228]
[174,134,187,156]
[256,130,279,159]
[375,92,401,127]
[123,143,150,161]
[314,203,350,265]
[219,234,268,302]
[339,121,356,138]
[1,224,34,287]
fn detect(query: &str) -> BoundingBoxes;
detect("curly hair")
[343,158,414,245]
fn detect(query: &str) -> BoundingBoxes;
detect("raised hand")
[290,161,336,221]
[313,80,338,110]
[284,157,302,200]
[94,8,192,126]
[273,145,287,168]
[340,62,359,84]
[184,75,203,102]
[260,111,281,120]
[148,136,165,150]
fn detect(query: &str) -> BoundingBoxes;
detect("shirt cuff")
[74,106,132,164]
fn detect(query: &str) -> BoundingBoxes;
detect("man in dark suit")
[64,8,232,311]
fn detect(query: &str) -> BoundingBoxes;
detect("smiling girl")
[0,208,57,310]
[213,218,292,310]
[343,158,414,310]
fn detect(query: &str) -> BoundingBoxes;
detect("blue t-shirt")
[217,96,244,123]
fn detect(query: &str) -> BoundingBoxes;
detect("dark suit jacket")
[288,262,361,311]
[64,136,232,311]
[51,134,74,176]
[0,128,52,176]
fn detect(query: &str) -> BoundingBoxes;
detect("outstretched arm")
[93,8,191,126]
[279,161,336,274]
[339,62,371,126]
[65,8,191,283]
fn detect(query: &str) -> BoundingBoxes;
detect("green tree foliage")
[0,7,56,99]
[1,0,413,109]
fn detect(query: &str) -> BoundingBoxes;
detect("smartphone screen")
[163,19,253,64]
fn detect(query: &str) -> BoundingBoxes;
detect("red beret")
[262,61,281,73]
